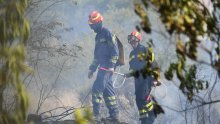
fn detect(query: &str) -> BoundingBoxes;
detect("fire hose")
[98,67,167,99]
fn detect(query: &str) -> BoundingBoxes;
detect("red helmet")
[128,31,142,44]
[88,11,103,24]
[130,31,142,41]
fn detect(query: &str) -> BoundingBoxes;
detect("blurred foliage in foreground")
[74,108,92,124]
[135,0,220,101]
[0,0,30,123]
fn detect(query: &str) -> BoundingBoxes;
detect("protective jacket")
[89,27,119,72]
[129,43,159,124]
[90,27,119,120]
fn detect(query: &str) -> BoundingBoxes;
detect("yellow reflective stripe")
[111,101,117,105]
[112,34,117,44]
[95,99,102,103]
[92,93,103,103]
[146,101,153,107]
[139,109,147,114]
[148,104,153,111]
[92,93,102,97]
[108,96,116,100]
[151,52,155,62]
[141,52,146,56]
[137,54,141,59]
[92,13,100,20]
[107,101,117,106]
[137,52,146,61]
[111,56,118,63]
[148,48,154,63]
[129,55,135,61]
[146,102,153,111]
[135,32,140,37]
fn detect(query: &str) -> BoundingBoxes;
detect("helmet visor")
[128,35,139,44]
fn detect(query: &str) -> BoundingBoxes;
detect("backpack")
[116,36,125,66]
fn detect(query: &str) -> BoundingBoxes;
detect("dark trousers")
[136,99,155,124]
[135,76,156,124]
[92,69,119,118]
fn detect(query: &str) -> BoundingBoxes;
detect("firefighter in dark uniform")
[87,11,119,123]
[127,31,161,124]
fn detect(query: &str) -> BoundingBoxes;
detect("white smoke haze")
[24,0,220,123]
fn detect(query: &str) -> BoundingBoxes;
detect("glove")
[153,80,161,87]
[88,70,93,79]
[124,73,132,78]
[108,68,114,72]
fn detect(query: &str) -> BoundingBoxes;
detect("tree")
[0,0,30,123]
[24,0,86,117]
[134,0,220,101]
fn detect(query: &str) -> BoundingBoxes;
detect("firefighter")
[127,31,161,124]
[87,11,119,123]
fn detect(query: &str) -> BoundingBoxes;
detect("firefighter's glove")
[153,80,161,87]
[108,68,114,72]
[124,73,132,78]
[88,70,94,79]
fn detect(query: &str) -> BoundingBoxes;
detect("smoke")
[25,0,220,123]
